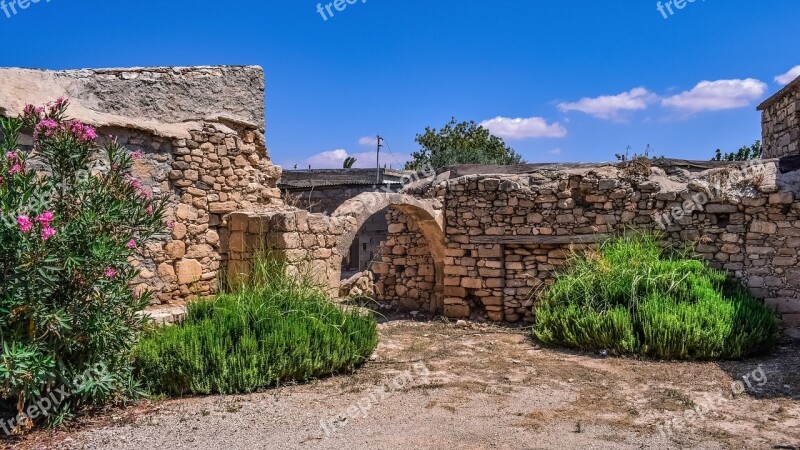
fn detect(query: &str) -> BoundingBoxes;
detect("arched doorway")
[332,193,446,314]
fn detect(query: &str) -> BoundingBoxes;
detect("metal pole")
[376,135,383,184]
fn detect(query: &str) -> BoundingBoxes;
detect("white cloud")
[287,149,410,170]
[547,148,562,155]
[775,65,800,85]
[358,136,379,147]
[479,116,567,140]
[557,87,657,120]
[303,149,350,169]
[661,78,767,112]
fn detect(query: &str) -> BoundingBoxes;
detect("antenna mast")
[376,135,383,183]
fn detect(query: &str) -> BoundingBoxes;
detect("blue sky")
[1,0,798,169]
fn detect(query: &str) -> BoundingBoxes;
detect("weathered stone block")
[444,286,467,297]
[769,192,794,204]
[766,298,800,314]
[444,304,471,318]
[157,263,177,282]
[461,278,482,289]
[750,221,777,234]
[165,240,186,259]
[773,257,797,266]
[176,259,203,285]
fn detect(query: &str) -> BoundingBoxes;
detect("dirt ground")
[5,312,800,450]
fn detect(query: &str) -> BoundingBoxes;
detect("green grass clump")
[533,233,779,360]
[134,254,378,396]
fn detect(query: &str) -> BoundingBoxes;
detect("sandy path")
[8,318,800,450]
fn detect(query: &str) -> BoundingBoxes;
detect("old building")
[759,74,800,158]
[0,66,283,320]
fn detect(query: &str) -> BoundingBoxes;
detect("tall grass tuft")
[533,232,779,360]
[134,252,378,396]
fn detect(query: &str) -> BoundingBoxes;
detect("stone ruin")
[1,65,799,336]
[377,161,800,333]
[0,66,283,320]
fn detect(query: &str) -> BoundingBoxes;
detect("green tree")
[712,141,762,161]
[405,118,525,171]
[342,156,356,169]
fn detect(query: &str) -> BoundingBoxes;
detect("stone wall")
[372,209,438,312]
[376,160,800,333]
[0,66,283,309]
[760,79,800,159]
[8,65,800,334]
[143,121,281,304]
[227,209,353,292]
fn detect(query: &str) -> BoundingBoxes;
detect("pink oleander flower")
[67,121,97,143]
[49,97,68,115]
[5,151,18,161]
[104,267,117,279]
[35,211,55,227]
[130,178,142,190]
[166,221,175,230]
[140,189,153,199]
[17,215,33,233]
[40,227,57,241]
[34,119,61,141]
[146,205,154,213]
[126,239,137,249]
[37,118,60,135]
[8,164,21,175]
[131,150,143,159]
[22,105,44,121]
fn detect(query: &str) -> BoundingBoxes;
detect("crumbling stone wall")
[145,121,281,304]
[372,209,438,312]
[0,66,283,313]
[227,209,352,292]
[377,160,800,333]
[760,79,800,159]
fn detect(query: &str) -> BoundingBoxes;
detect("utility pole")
[376,135,383,184]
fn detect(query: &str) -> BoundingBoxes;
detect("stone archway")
[332,192,446,313]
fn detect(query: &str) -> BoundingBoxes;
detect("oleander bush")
[533,233,779,360]
[134,253,378,396]
[0,99,169,432]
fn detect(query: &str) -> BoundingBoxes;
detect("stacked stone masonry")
[372,209,438,313]
[759,77,800,159]
[374,160,800,334]
[227,209,353,293]
[142,122,282,304]
[4,65,800,335]
[0,66,284,309]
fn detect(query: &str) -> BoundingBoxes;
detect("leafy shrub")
[713,141,762,161]
[405,118,526,171]
[134,253,378,396]
[0,99,168,431]
[533,233,779,360]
